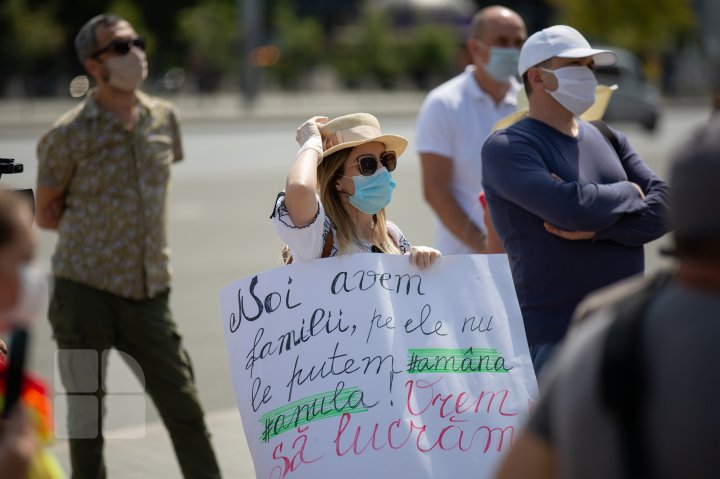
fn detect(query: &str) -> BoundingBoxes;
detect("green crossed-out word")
[259,386,368,443]
[406,347,510,374]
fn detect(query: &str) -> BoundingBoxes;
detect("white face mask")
[104,48,148,92]
[17,264,47,324]
[541,66,598,116]
[0,264,47,329]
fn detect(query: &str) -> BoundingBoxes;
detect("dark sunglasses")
[350,151,397,176]
[91,37,146,58]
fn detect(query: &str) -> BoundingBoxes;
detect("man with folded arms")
[481,25,669,374]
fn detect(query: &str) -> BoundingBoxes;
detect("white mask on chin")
[0,264,47,329]
[541,66,598,117]
[104,48,148,92]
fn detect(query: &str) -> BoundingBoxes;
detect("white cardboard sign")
[219,254,538,479]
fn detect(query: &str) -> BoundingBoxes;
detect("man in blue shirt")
[481,25,669,375]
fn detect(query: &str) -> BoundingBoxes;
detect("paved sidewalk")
[0,90,428,129]
[0,90,707,130]
[49,407,256,478]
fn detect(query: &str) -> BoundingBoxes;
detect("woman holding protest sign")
[272,113,440,268]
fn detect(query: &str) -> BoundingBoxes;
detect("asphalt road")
[0,101,712,437]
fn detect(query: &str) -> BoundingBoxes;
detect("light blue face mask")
[347,168,396,214]
[485,47,521,82]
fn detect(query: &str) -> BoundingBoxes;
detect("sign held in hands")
[220,254,537,479]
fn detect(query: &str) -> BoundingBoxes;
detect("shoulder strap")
[320,228,334,258]
[284,228,334,265]
[600,271,672,479]
[590,120,622,158]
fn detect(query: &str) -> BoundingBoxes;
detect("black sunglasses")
[350,151,397,176]
[91,37,146,58]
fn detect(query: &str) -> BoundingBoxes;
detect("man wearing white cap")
[481,25,669,374]
[493,117,720,479]
[416,6,526,255]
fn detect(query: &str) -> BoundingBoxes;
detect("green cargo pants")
[48,278,222,479]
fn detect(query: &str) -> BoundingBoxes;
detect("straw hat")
[320,113,408,159]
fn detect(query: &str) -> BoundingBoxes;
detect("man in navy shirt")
[481,25,669,375]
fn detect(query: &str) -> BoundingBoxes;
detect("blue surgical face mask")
[346,168,396,214]
[484,47,521,82]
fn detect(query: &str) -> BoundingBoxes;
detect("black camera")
[0,158,23,176]
[0,158,35,215]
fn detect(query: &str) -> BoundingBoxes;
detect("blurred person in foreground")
[0,191,63,478]
[0,192,36,339]
[481,25,669,375]
[416,5,526,255]
[35,14,221,478]
[0,191,38,478]
[494,116,720,479]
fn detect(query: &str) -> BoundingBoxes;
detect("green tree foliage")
[402,20,458,88]
[331,8,405,89]
[178,0,239,90]
[357,9,405,88]
[268,2,324,89]
[107,0,156,58]
[0,0,508,95]
[2,0,64,68]
[0,0,65,94]
[552,0,695,52]
[329,38,367,89]
[330,7,461,90]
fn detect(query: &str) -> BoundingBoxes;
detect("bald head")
[470,6,526,45]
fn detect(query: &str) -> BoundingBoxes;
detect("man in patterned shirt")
[35,14,221,478]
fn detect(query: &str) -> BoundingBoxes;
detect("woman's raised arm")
[285,116,328,227]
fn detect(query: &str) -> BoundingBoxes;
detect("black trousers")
[48,278,222,479]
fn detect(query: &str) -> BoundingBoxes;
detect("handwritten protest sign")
[219,254,538,479]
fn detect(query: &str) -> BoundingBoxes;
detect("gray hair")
[74,13,125,64]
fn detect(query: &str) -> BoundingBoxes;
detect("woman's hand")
[296,116,328,157]
[407,246,442,270]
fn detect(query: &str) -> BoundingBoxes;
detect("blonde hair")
[318,148,401,255]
